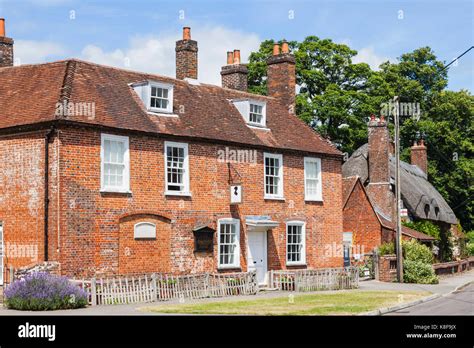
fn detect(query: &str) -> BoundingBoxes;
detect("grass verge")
[140,290,431,315]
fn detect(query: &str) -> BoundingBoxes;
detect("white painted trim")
[304,157,323,201]
[249,100,267,127]
[100,133,130,193]
[164,141,190,195]
[286,221,306,266]
[263,152,284,200]
[148,81,174,114]
[217,218,241,269]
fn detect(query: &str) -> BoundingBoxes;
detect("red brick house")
[342,176,435,265]
[0,22,344,285]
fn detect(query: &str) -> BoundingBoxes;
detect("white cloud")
[14,40,67,66]
[81,26,261,86]
[353,46,391,70]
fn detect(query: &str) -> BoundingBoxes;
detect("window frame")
[217,218,241,269]
[304,157,323,201]
[248,101,266,127]
[286,221,306,266]
[164,141,191,196]
[148,81,174,114]
[263,152,284,200]
[100,133,130,193]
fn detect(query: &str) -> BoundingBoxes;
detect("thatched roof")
[342,144,457,225]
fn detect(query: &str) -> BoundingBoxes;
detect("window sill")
[264,196,285,201]
[247,123,270,131]
[165,191,192,197]
[286,263,307,267]
[218,265,241,271]
[305,197,323,202]
[147,111,178,117]
[100,189,132,194]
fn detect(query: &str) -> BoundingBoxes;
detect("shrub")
[403,260,438,284]
[467,243,474,256]
[402,239,434,264]
[378,242,395,256]
[403,220,441,240]
[4,272,88,311]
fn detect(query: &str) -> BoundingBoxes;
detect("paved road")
[387,282,474,315]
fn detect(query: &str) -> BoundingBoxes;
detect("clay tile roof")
[376,213,436,241]
[342,176,359,207]
[0,59,342,157]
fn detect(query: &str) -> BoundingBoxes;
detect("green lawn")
[140,290,431,315]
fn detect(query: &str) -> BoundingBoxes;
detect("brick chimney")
[175,27,198,80]
[411,139,428,175]
[0,18,14,67]
[221,49,248,91]
[266,41,296,114]
[366,114,394,219]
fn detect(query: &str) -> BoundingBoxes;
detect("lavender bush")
[4,272,88,310]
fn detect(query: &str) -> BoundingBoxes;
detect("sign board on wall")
[230,185,242,204]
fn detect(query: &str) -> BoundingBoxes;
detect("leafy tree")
[247,37,381,153]
[247,40,473,232]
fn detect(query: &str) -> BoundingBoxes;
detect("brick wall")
[55,125,343,277]
[0,125,344,278]
[377,254,397,282]
[267,54,296,114]
[0,132,49,271]
[343,180,382,257]
[0,37,14,67]
[221,64,248,91]
[175,39,198,80]
[367,117,394,219]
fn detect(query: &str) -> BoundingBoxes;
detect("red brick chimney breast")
[411,139,428,175]
[366,114,395,219]
[175,27,198,80]
[221,49,248,91]
[0,18,14,68]
[267,41,296,114]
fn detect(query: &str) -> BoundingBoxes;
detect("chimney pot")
[233,49,241,64]
[183,27,191,40]
[226,51,233,65]
[281,41,289,53]
[370,114,376,121]
[272,43,280,56]
[0,18,5,37]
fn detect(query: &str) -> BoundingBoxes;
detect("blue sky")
[0,0,472,90]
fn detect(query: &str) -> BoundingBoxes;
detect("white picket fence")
[269,267,359,292]
[72,271,258,306]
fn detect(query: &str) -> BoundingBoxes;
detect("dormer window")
[232,99,267,128]
[249,103,264,124]
[132,81,174,114]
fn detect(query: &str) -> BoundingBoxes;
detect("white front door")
[0,223,3,285]
[247,231,268,285]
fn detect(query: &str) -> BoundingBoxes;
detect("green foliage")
[378,242,395,256]
[467,243,474,256]
[403,260,438,284]
[248,39,474,232]
[402,239,434,264]
[402,220,441,240]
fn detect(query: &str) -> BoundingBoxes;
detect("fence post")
[204,273,210,298]
[151,273,157,301]
[91,277,97,306]
[9,265,14,285]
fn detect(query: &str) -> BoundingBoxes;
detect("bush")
[403,239,434,264]
[402,220,441,240]
[403,260,438,284]
[378,242,395,256]
[4,272,88,311]
[467,243,474,256]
